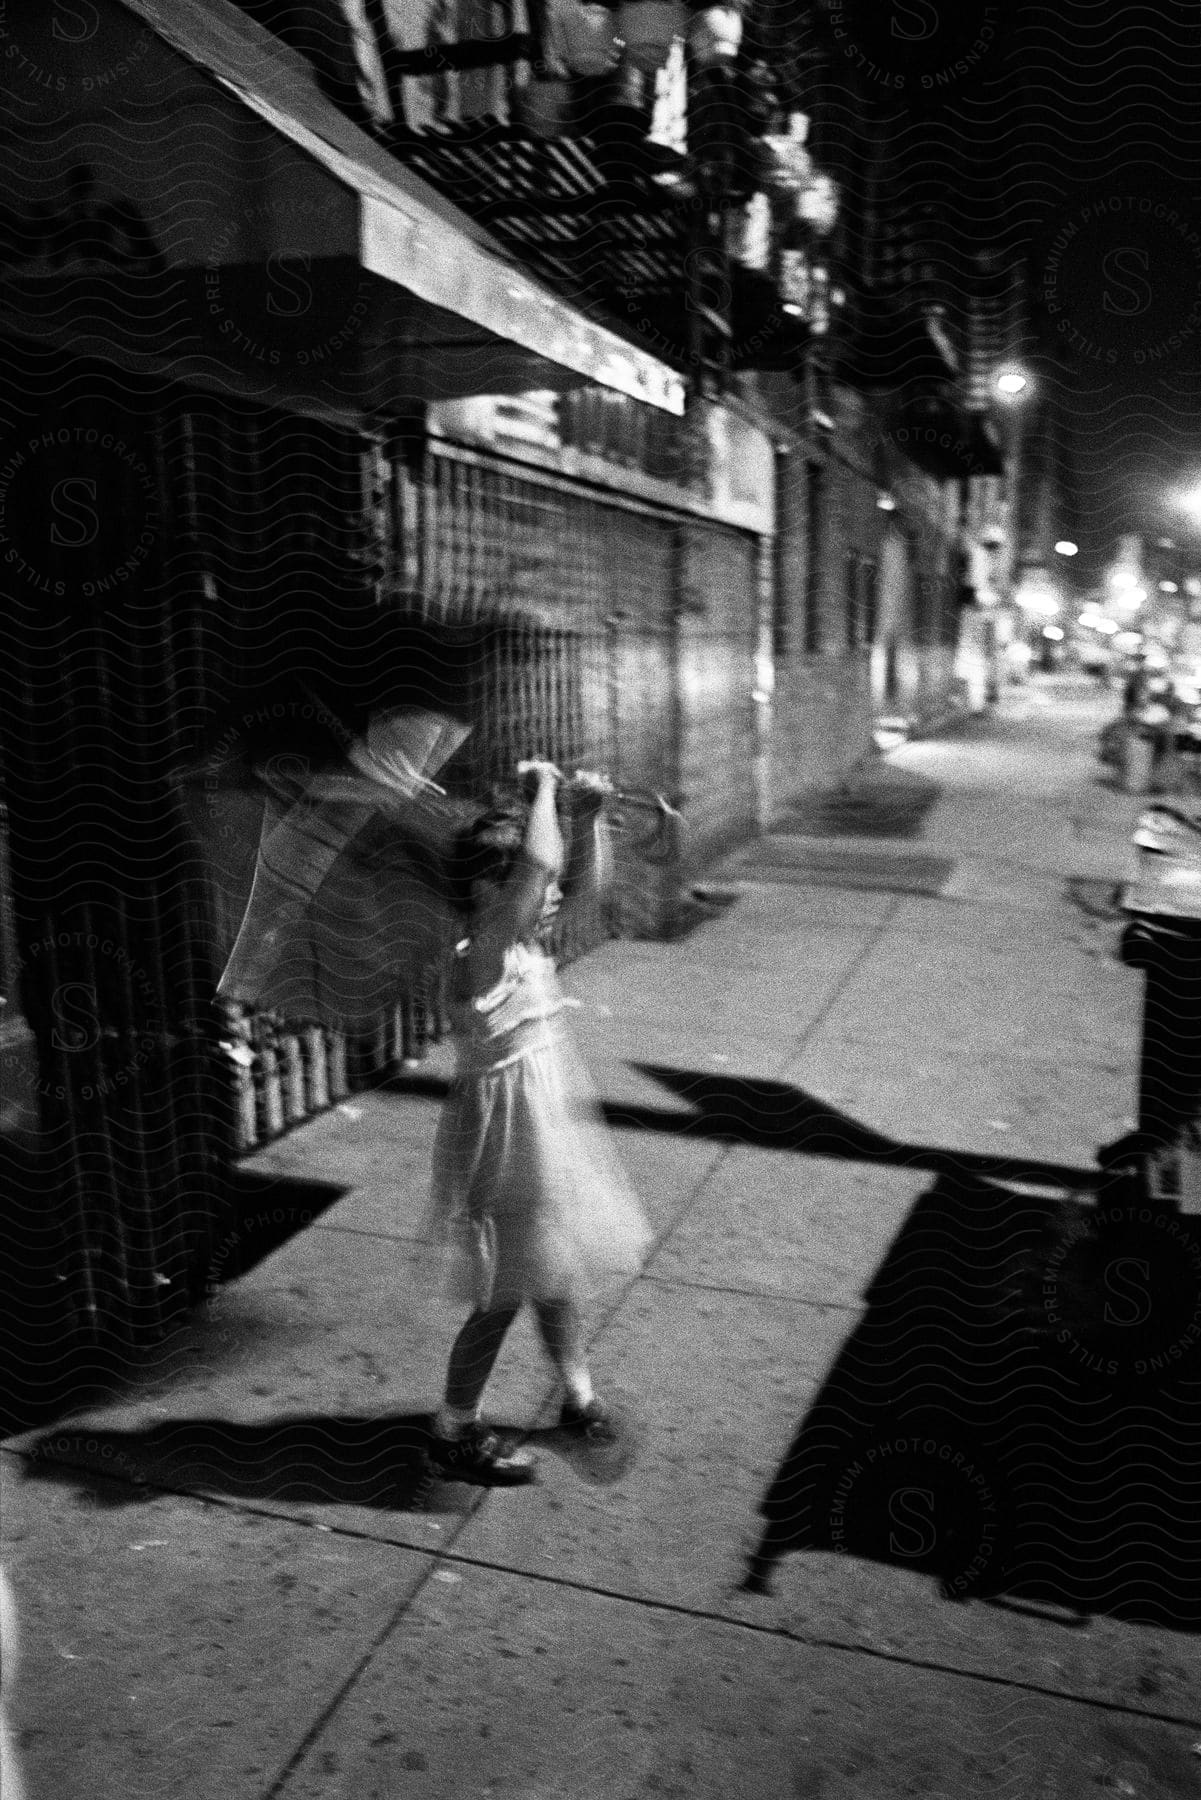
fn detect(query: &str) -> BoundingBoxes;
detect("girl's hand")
[566,770,613,817]
[516,759,564,790]
[518,756,565,799]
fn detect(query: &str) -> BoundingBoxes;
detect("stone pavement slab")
[0,1450,434,1800]
[446,1282,847,1607]
[4,1227,562,1554]
[817,930,1138,1059]
[566,927,878,1033]
[780,1036,1137,1173]
[275,1560,1201,1800]
[885,891,1120,952]
[433,1263,1201,1725]
[648,1150,931,1307]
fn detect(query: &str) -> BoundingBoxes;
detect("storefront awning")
[1,0,684,416]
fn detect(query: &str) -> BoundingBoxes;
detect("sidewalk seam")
[636,894,904,1282]
[298,1535,1201,1736]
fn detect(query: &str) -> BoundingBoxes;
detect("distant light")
[1094,617,1120,634]
[1156,537,1175,550]
[996,370,1028,396]
[1111,570,1139,590]
[1054,540,1078,557]
[782,302,804,316]
[1015,573,1060,616]
[810,409,835,430]
[1042,625,1065,640]
[873,716,910,750]
[1159,580,1179,593]
[876,491,897,512]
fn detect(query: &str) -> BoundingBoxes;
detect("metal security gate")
[0,358,239,1392]
[420,443,687,940]
[0,356,381,1389]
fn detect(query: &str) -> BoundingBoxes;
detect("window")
[804,460,823,655]
[845,548,860,649]
[862,560,880,647]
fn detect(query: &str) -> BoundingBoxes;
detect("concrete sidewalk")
[4,678,1201,1799]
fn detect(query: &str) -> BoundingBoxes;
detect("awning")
[1,0,684,415]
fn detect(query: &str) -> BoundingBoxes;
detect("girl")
[426,760,651,1483]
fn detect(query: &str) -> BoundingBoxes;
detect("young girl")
[426,760,651,1483]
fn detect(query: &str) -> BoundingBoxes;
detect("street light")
[995,368,1029,397]
[1172,482,1201,527]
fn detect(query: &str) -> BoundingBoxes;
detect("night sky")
[1000,3,1201,568]
[817,0,1201,574]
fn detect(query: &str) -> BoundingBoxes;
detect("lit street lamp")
[1171,482,1201,529]
[995,368,1029,397]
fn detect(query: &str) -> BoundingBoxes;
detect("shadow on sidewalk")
[745,1171,1201,1633]
[16,1409,641,1514]
[0,1166,350,1441]
[19,1413,441,1513]
[614,1067,1100,1191]
[391,1066,1099,1191]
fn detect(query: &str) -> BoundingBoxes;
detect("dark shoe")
[558,1396,619,1447]
[425,1423,536,1486]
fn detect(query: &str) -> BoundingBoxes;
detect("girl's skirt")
[427,1018,651,1309]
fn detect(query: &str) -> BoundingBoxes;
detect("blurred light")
[996,369,1028,396]
[1187,576,1201,597]
[1159,580,1179,593]
[1115,631,1143,651]
[1172,483,1201,524]
[782,302,804,316]
[1010,642,1034,664]
[1094,617,1120,634]
[876,491,896,512]
[1156,537,1175,549]
[1015,573,1060,616]
[687,3,742,65]
[796,172,840,234]
[1042,625,1065,640]
[873,716,910,750]
[1111,570,1139,590]
[1054,540,1079,556]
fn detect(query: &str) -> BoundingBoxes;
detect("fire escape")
[230,0,844,396]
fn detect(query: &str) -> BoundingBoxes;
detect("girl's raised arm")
[560,773,613,921]
[467,764,565,981]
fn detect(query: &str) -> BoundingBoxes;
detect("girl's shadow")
[21,1404,642,1512]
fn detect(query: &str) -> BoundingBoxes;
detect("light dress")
[428,938,651,1309]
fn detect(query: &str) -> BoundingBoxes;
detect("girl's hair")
[447,806,526,916]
